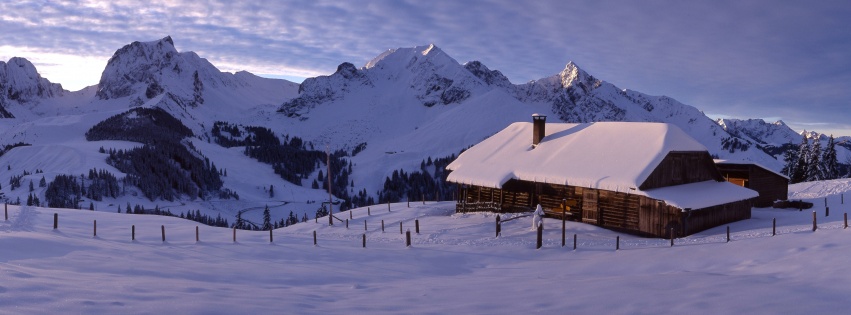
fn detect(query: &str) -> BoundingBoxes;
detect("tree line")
[782,133,841,183]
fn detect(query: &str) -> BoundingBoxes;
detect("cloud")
[1,0,850,135]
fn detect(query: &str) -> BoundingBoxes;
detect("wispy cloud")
[1,0,850,135]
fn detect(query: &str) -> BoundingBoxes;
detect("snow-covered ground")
[2,180,851,313]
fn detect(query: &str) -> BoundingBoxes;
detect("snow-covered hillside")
[3,178,851,313]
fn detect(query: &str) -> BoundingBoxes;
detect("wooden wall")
[717,163,788,208]
[640,151,723,190]
[457,180,754,238]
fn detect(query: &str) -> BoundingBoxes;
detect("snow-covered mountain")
[278,44,784,175]
[0,57,66,118]
[1,37,843,224]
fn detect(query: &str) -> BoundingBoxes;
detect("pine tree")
[29,180,34,192]
[262,205,272,230]
[89,202,94,210]
[791,132,809,183]
[781,148,798,179]
[39,176,46,187]
[822,134,839,180]
[806,137,822,182]
[269,185,275,198]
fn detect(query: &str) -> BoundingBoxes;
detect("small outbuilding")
[714,160,789,208]
[445,115,758,238]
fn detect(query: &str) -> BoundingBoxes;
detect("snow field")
[4,181,851,314]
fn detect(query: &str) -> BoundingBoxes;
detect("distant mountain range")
[0,36,846,220]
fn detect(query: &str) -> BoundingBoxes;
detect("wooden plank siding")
[640,152,723,190]
[456,181,753,238]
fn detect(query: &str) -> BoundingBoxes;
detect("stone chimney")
[532,114,546,146]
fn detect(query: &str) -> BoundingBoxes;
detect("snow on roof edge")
[641,180,758,210]
[714,159,790,180]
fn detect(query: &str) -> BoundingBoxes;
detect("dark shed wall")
[640,152,723,190]
[716,163,788,207]
[746,165,788,207]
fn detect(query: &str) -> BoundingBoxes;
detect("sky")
[1,0,850,135]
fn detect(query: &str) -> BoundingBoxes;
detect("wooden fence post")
[813,211,817,232]
[196,226,199,242]
[496,215,501,237]
[364,220,367,231]
[4,203,7,221]
[670,227,674,247]
[616,236,620,251]
[536,222,543,249]
[350,210,353,220]
[93,220,97,237]
[233,227,236,243]
[400,221,403,234]
[53,213,58,229]
[562,201,566,247]
[381,220,385,232]
[346,219,349,229]
[269,229,273,243]
[826,206,830,217]
[388,202,391,212]
[368,207,371,216]
[772,218,776,236]
[161,225,166,242]
[406,230,412,247]
[415,219,420,234]
[422,193,425,205]
[407,199,410,208]
[845,213,848,229]
[573,233,577,250]
[362,234,366,248]
[726,226,730,242]
[313,230,317,246]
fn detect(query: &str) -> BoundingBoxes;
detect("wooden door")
[582,189,598,224]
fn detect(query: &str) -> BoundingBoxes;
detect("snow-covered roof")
[642,180,758,210]
[446,121,708,191]
[714,159,790,180]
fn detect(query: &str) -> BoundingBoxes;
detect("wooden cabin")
[714,160,788,208]
[446,116,758,238]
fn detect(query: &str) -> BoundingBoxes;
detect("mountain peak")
[0,57,64,109]
[560,61,595,88]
